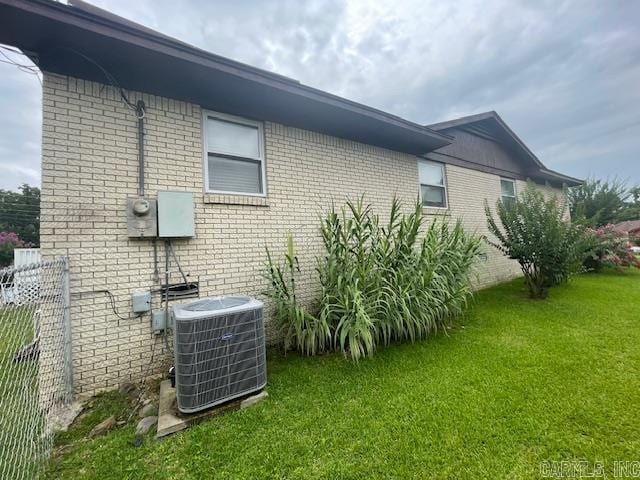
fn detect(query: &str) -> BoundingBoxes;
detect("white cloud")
[0,0,638,190]
[0,48,42,191]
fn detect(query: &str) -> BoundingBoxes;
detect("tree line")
[569,178,640,227]
[0,184,40,266]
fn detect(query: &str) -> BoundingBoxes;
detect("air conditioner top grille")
[173,295,263,320]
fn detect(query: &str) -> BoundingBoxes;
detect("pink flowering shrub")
[584,225,640,271]
[0,232,30,267]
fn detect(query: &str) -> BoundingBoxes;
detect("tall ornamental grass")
[264,234,330,355]
[264,197,482,360]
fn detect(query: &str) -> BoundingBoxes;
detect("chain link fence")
[0,257,73,479]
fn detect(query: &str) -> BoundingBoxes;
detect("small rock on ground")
[49,401,84,432]
[135,416,158,436]
[139,403,158,418]
[119,383,139,401]
[89,416,116,438]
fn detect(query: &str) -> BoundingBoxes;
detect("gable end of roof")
[427,111,583,187]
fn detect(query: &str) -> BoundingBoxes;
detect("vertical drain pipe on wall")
[136,100,146,197]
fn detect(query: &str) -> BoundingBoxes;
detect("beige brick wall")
[41,73,560,395]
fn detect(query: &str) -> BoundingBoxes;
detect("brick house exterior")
[40,73,571,395]
[2,0,581,395]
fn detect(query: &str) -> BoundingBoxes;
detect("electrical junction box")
[127,197,157,238]
[132,290,151,313]
[152,309,173,334]
[157,191,195,238]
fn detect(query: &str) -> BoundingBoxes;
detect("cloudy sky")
[1,0,639,191]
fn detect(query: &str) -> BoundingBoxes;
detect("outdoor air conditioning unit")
[172,296,267,413]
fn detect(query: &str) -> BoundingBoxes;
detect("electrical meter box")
[127,197,157,238]
[157,191,195,238]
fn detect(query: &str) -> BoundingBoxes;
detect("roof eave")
[427,111,497,132]
[536,168,583,187]
[0,0,452,155]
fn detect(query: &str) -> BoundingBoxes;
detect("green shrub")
[584,224,640,271]
[264,197,482,360]
[485,182,589,299]
[0,232,29,267]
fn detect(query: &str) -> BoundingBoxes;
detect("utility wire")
[0,202,40,209]
[0,216,40,221]
[70,289,142,326]
[0,208,41,214]
[1,44,144,117]
[61,47,145,118]
[168,241,189,286]
[0,200,41,205]
[0,57,37,70]
[0,212,40,217]
[0,216,41,223]
[0,45,28,56]
[0,51,37,69]
[0,219,40,224]
[0,204,41,209]
[0,209,40,214]
[0,46,42,85]
[0,59,42,83]
[0,213,41,220]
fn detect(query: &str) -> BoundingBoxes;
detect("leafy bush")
[264,197,482,360]
[583,224,640,271]
[0,184,40,246]
[0,231,29,267]
[485,183,589,299]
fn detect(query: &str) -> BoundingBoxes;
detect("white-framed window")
[419,160,448,208]
[500,178,516,207]
[202,110,266,196]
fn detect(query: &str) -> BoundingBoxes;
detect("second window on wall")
[500,178,516,207]
[203,111,266,195]
[419,160,447,208]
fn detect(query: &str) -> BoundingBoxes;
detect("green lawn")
[47,270,640,479]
